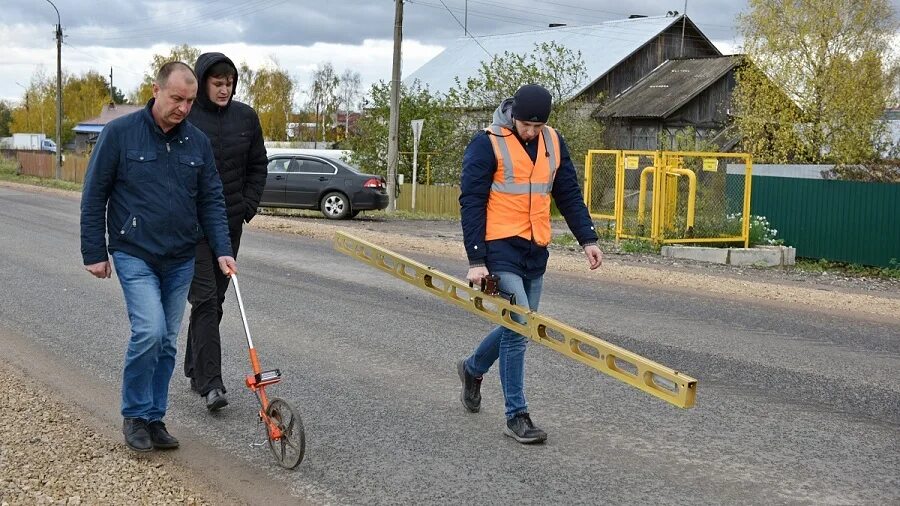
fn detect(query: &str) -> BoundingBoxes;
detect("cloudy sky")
[0,0,894,106]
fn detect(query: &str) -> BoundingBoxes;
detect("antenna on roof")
[680,1,688,57]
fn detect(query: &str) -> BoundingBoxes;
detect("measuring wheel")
[265,397,306,469]
[230,272,308,470]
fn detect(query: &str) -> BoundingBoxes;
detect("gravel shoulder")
[0,358,214,505]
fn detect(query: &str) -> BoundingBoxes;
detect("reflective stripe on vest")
[483,125,562,246]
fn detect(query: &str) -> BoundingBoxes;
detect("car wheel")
[320,192,350,220]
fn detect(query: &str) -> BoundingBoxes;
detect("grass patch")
[795,258,900,279]
[619,238,660,254]
[551,232,579,248]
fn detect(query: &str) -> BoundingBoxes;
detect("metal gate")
[585,150,753,247]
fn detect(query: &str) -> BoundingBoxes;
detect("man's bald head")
[156,61,197,89]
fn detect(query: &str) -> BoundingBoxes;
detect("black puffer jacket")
[188,52,267,235]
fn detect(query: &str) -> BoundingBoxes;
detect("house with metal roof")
[72,103,142,153]
[405,14,743,150]
[596,55,743,150]
[406,14,721,103]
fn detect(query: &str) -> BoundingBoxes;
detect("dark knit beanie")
[511,84,552,123]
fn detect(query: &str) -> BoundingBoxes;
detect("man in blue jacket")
[80,61,236,452]
[457,84,603,444]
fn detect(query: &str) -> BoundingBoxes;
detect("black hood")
[194,52,238,110]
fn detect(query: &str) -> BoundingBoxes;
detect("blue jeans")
[465,271,543,419]
[113,251,194,421]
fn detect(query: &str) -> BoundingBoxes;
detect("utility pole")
[386,0,403,211]
[47,0,63,179]
[464,0,468,35]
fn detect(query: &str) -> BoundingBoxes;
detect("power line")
[62,42,145,78]
[412,2,729,49]
[431,0,493,57]
[414,0,735,41]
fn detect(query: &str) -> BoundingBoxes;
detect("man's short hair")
[156,61,197,88]
[207,61,237,80]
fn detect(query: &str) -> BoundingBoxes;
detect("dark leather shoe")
[147,421,179,449]
[123,417,152,452]
[206,388,228,412]
[457,359,482,413]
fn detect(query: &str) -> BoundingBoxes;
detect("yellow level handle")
[333,231,697,409]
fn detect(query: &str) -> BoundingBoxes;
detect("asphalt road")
[1,185,898,505]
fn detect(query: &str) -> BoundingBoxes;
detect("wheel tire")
[320,192,350,220]
[265,397,305,469]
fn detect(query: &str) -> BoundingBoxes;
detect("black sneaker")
[457,359,482,413]
[147,421,179,449]
[504,412,547,444]
[122,417,153,452]
[206,388,228,412]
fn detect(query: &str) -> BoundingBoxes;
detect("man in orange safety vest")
[457,84,603,444]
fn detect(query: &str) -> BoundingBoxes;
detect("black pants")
[184,232,241,396]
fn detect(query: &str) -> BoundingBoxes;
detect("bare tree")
[308,63,340,144]
[338,69,362,138]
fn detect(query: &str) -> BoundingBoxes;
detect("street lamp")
[45,0,63,179]
[14,82,30,131]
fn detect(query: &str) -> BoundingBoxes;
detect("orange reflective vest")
[484,125,561,247]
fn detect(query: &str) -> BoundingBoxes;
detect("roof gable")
[406,15,693,98]
[75,103,143,127]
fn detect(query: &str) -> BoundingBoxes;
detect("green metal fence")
[739,175,900,267]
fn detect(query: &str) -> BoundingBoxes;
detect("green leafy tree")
[245,59,294,141]
[447,41,589,109]
[131,44,201,103]
[735,0,898,164]
[347,41,604,184]
[345,80,465,183]
[111,86,127,104]
[447,41,604,177]
[0,100,13,137]
[10,69,111,143]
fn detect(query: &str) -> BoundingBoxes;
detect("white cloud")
[0,37,444,107]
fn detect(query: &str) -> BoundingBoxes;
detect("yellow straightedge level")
[334,232,697,409]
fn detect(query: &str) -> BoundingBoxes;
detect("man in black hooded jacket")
[184,52,267,411]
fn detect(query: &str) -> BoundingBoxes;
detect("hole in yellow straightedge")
[647,373,678,393]
[608,356,638,377]
[538,324,565,344]
[570,339,600,359]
